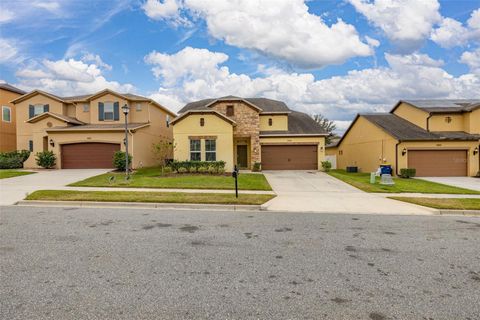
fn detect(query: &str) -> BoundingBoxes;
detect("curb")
[437,209,480,216]
[16,200,262,212]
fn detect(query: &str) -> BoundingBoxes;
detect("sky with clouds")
[0,0,479,132]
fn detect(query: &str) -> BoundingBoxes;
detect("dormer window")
[226,105,234,116]
[104,102,114,120]
[268,118,273,126]
[445,116,452,123]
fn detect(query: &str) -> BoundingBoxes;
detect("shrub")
[399,168,416,178]
[35,151,56,169]
[198,165,208,173]
[0,150,31,169]
[162,166,172,174]
[170,160,226,174]
[321,161,332,172]
[252,162,261,172]
[113,151,132,171]
[178,167,187,173]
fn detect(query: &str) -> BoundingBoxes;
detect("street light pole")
[121,104,130,178]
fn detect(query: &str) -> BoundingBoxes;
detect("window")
[104,102,114,120]
[34,104,45,116]
[166,115,170,128]
[226,105,234,116]
[2,106,11,122]
[205,139,216,161]
[136,103,142,111]
[83,104,89,112]
[190,139,201,161]
[200,117,205,126]
[29,140,33,152]
[445,116,452,123]
[268,118,273,126]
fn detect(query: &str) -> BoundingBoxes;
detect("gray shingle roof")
[0,83,26,95]
[400,99,480,113]
[179,96,290,113]
[260,111,328,136]
[362,113,480,141]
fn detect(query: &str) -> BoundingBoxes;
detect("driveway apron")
[262,171,434,215]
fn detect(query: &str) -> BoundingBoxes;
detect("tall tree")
[312,114,337,144]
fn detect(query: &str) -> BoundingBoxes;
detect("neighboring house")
[326,100,480,177]
[171,96,328,172]
[11,89,176,169]
[0,83,26,152]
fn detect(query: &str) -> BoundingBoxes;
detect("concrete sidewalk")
[262,171,435,215]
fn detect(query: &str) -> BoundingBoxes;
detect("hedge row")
[0,150,30,169]
[169,160,226,174]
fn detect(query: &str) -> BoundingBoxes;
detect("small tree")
[152,137,174,167]
[321,161,332,172]
[35,151,56,169]
[113,151,132,171]
[312,114,337,144]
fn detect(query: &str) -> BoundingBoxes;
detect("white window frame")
[205,139,216,161]
[190,139,201,161]
[83,103,89,112]
[34,104,45,117]
[2,106,11,122]
[103,101,114,121]
[136,103,142,111]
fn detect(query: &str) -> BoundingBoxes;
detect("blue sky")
[1,0,479,131]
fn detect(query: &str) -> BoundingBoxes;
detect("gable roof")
[10,90,65,104]
[392,99,480,114]
[0,83,26,95]
[26,112,85,125]
[260,111,328,136]
[179,96,291,113]
[46,122,149,132]
[170,110,237,126]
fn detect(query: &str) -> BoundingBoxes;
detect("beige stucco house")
[0,83,26,152]
[11,89,176,169]
[326,100,480,177]
[171,96,328,172]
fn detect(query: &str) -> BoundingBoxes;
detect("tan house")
[326,100,480,177]
[0,83,26,152]
[171,96,328,172]
[11,89,176,169]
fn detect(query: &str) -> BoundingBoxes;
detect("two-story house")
[11,89,176,169]
[171,96,328,172]
[0,83,26,152]
[326,100,480,177]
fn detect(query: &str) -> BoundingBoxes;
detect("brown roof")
[393,99,480,113]
[27,112,85,125]
[260,111,328,136]
[362,113,480,141]
[0,83,26,95]
[46,123,149,132]
[179,96,291,113]
[170,110,236,126]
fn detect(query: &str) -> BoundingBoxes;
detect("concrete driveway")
[420,176,480,191]
[262,171,434,215]
[0,169,109,206]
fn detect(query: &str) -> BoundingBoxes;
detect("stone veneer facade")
[211,101,261,164]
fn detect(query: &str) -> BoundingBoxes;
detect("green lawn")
[26,190,275,205]
[389,197,480,210]
[0,170,35,179]
[327,170,480,194]
[70,167,272,191]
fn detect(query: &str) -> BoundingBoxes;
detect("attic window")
[200,118,205,126]
[445,116,452,123]
[226,105,234,116]
[268,118,273,126]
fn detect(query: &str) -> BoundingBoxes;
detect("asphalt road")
[1,206,479,320]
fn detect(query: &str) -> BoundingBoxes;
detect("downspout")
[128,129,134,168]
[395,141,401,176]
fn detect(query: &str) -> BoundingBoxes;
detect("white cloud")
[33,1,60,12]
[348,0,441,51]
[460,48,480,74]
[430,9,480,48]
[0,38,19,64]
[81,53,112,71]
[145,47,480,122]
[15,57,135,96]
[0,8,14,23]
[143,0,373,68]
[142,0,189,26]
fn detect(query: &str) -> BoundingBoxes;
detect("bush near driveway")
[0,150,30,169]
[328,169,480,194]
[35,151,56,169]
[69,167,272,191]
[26,190,275,205]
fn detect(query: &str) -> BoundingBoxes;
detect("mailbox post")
[232,165,239,198]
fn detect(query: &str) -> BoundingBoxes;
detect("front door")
[237,145,248,168]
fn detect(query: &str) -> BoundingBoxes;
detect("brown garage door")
[61,143,120,169]
[261,145,317,170]
[408,150,467,177]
